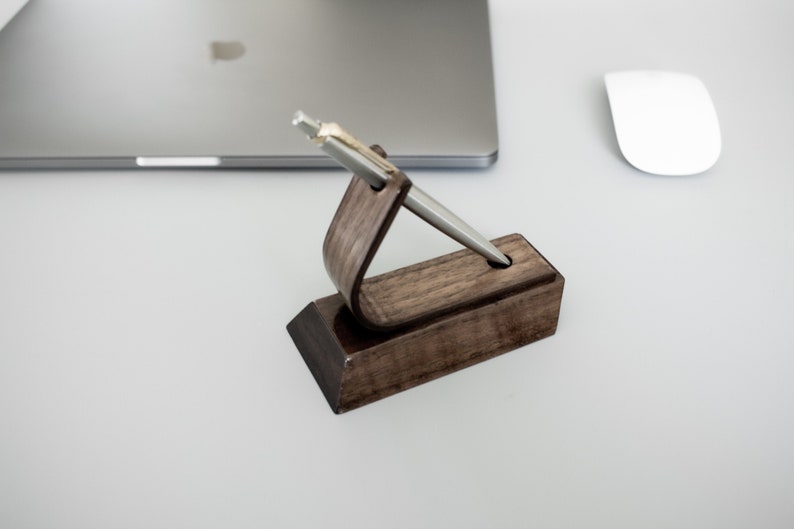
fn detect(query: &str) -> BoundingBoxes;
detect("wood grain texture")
[287,236,565,413]
[358,233,555,329]
[322,172,411,328]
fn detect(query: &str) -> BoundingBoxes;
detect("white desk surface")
[2,1,793,527]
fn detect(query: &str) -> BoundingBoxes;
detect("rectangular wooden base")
[287,237,564,413]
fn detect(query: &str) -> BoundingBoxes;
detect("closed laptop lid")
[0,0,498,169]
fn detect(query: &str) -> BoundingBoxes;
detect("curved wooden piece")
[322,171,412,329]
[323,168,557,332]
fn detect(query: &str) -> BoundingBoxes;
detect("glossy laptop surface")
[0,0,498,169]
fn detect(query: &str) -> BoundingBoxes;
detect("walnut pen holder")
[287,170,564,413]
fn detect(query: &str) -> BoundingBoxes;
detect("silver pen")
[292,111,511,267]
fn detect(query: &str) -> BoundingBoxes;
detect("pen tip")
[292,110,321,137]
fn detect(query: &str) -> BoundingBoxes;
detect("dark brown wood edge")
[286,302,346,409]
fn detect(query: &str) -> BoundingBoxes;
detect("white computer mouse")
[604,70,721,176]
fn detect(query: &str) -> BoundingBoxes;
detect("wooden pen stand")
[287,170,564,413]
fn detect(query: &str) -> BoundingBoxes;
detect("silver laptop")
[0,0,498,169]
